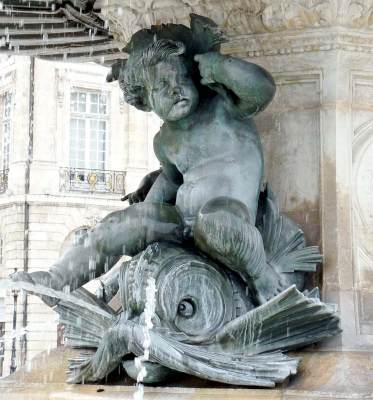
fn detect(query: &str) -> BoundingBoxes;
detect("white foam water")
[133,276,157,400]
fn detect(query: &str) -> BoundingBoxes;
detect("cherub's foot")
[253,263,287,305]
[10,270,34,284]
[9,270,60,307]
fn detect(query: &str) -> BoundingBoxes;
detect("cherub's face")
[146,59,199,122]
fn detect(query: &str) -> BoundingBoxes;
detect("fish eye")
[177,298,196,318]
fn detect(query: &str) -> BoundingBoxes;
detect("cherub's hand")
[122,188,144,205]
[121,169,162,204]
[194,52,226,85]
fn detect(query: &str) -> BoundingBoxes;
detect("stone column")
[223,23,373,353]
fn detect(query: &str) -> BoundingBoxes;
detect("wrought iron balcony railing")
[0,170,8,194]
[59,167,126,194]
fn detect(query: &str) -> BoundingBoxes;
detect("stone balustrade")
[59,167,126,194]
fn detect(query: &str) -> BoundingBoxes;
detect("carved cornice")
[223,27,373,57]
[100,0,373,43]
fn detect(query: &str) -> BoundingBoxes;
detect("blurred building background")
[0,55,160,375]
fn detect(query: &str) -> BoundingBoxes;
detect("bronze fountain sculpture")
[11,14,341,388]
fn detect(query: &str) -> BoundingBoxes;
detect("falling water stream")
[133,276,157,400]
[0,270,158,399]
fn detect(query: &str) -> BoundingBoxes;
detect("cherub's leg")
[29,203,185,292]
[194,197,285,304]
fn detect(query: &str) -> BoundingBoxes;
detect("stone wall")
[226,38,373,352]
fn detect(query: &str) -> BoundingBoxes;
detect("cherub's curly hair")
[118,39,188,112]
[108,15,226,110]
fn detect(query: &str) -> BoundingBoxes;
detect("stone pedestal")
[1,348,373,400]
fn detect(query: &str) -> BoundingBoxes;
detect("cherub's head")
[118,39,199,122]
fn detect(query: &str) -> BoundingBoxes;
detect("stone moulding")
[100,0,373,45]
[223,27,373,57]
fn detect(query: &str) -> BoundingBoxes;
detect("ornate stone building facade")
[0,55,160,374]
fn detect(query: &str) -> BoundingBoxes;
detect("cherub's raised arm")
[194,52,276,117]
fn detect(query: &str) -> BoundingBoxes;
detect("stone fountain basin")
[1,347,373,400]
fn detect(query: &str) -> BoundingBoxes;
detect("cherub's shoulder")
[203,90,235,117]
[197,92,225,120]
[208,92,240,122]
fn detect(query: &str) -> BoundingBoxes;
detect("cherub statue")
[11,14,340,386]
[14,14,280,302]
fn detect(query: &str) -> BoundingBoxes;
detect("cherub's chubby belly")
[176,158,262,227]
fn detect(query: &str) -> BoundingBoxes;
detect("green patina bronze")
[11,14,341,387]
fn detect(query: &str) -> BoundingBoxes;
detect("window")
[69,90,108,171]
[2,91,12,171]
